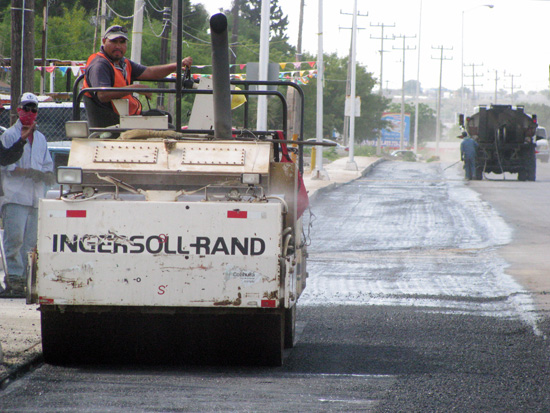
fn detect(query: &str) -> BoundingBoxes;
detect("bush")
[354,145,377,156]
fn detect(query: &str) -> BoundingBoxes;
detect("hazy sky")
[202,0,550,93]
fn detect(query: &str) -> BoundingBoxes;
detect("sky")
[202,0,550,93]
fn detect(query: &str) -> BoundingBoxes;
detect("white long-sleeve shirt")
[0,120,53,208]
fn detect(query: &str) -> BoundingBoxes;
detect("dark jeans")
[464,157,476,180]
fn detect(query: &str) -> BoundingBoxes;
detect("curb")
[0,350,43,390]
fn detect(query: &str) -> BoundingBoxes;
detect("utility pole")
[40,0,50,96]
[157,0,171,108]
[370,23,395,96]
[340,8,367,151]
[312,0,328,179]
[93,0,100,51]
[464,63,483,111]
[11,0,35,125]
[492,69,500,104]
[370,22,394,155]
[414,0,423,156]
[256,0,270,131]
[170,0,178,63]
[393,34,416,150]
[431,45,452,154]
[504,72,521,105]
[131,0,145,64]
[286,0,304,148]
[168,0,179,114]
[229,0,240,71]
[344,0,360,171]
[100,0,107,38]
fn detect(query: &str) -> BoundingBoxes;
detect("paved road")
[1,160,550,411]
[467,159,550,312]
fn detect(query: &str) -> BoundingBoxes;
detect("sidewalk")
[0,155,383,385]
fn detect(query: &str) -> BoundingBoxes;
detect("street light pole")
[345,0,358,171]
[461,4,494,114]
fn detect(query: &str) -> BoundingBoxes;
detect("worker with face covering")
[0,92,54,297]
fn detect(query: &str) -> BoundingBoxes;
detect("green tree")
[224,0,295,63]
[238,0,289,40]
[45,4,96,60]
[300,53,390,142]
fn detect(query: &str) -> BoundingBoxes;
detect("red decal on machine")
[227,210,247,219]
[66,210,87,218]
[38,297,54,304]
[261,299,277,308]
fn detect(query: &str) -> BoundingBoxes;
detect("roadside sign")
[381,112,410,147]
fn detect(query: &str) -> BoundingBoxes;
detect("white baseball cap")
[103,25,129,41]
[20,92,39,106]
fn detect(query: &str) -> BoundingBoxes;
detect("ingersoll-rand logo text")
[51,234,267,256]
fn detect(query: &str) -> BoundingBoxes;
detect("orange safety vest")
[83,52,142,116]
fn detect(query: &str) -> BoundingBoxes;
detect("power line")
[504,72,521,105]
[105,0,144,20]
[370,23,395,96]
[464,62,484,109]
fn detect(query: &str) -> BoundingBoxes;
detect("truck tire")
[528,153,537,181]
[519,149,537,181]
[284,305,296,349]
[41,308,124,365]
[41,309,68,365]
[266,313,285,366]
[41,308,99,365]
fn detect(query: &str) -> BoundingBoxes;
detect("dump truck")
[27,13,309,366]
[459,105,538,181]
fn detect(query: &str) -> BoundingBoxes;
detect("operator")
[459,131,479,180]
[83,25,193,128]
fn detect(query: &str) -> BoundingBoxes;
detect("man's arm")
[0,123,34,166]
[0,138,26,166]
[136,56,193,81]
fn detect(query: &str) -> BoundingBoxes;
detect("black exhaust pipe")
[210,13,232,140]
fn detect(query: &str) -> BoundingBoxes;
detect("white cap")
[20,92,39,106]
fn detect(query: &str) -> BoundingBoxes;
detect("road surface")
[1,159,549,412]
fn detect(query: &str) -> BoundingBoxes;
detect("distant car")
[305,138,349,156]
[535,127,549,163]
[390,150,417,161]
